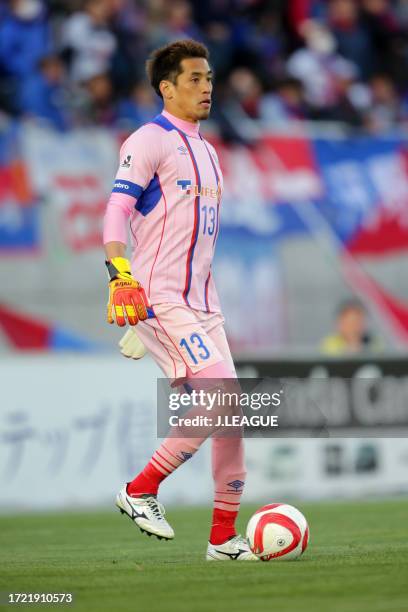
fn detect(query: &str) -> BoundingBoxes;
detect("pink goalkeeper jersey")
[103,110,222,313]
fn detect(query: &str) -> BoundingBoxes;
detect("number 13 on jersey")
[202,205,216,235]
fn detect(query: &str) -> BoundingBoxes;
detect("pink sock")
[127,439,202,496]
[209,436,246,544]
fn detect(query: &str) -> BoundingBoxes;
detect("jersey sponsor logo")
[176,179,220,199]
[112,179,143,199]
[120,154,132,168]
[177,179,192,191]
[114,181,130,190]
[177,145,188,155]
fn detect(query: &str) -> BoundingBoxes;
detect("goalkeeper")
[103,39,255,561]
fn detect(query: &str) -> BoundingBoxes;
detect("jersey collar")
[161,110,200,138]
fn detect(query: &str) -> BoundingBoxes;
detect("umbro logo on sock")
[227,480,245,491]
[179,451,193,462]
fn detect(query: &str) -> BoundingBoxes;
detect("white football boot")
[116,485,174,540]
[206,535,258,561]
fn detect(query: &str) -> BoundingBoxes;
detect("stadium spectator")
[148,1,202,50]
[364,2,408,91]
[286,20,359,109]
[81,73,117,126]
[328,0,374,79]
[0,0,407,131]
[0,0,51,78]
[18,54,71,130]
[310,59,366,127]
[320,299,381,354]
[247,9,285,81]
[213,67,266,143]
[226,67,263,120]
[109,1,149,90]
[61,0,117,82]
[260,77,309,123]
[365,73,406,133]
[288,0,328,35]
[116,80,161,129]
[203,21,234,77]
[0,0,51,114]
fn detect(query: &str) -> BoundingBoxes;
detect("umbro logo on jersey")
[120,154,132,168]
[177,145,188,155]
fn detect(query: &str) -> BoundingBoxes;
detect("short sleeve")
[112,125,161,200]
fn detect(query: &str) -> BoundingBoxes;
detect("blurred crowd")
[0,0,408,135]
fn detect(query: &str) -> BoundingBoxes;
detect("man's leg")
[117,306,255,555]
[116,362,226,540]
[201,314,256,559]
[126,361,231,497]
[126,360,253,557]
[210,435,246,544]
[116,304,227,540]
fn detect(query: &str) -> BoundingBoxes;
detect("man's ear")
[160,80,174,100]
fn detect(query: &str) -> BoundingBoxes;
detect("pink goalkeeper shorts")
[135,303,236,382]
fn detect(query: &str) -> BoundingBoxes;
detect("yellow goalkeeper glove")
[106,257,149,327]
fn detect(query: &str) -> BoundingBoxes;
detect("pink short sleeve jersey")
[104,110,223,313]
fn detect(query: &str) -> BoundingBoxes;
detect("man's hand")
[106,257,149,326]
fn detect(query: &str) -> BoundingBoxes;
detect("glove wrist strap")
[105,257,132,281]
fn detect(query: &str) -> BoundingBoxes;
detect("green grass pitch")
[1,499,408,612]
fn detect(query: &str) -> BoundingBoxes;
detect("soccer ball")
[246,503,309,561]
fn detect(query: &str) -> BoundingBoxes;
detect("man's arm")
[103,198,149,326]
[103,126,160,326]
[104,240,126,260]
[104,213,148,355]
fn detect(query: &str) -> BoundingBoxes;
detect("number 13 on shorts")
[180,333,211,365]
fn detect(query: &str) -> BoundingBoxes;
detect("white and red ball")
[246,503,309,561]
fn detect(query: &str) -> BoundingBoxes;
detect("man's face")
[337,307,366,341]
[162,57,213,122]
